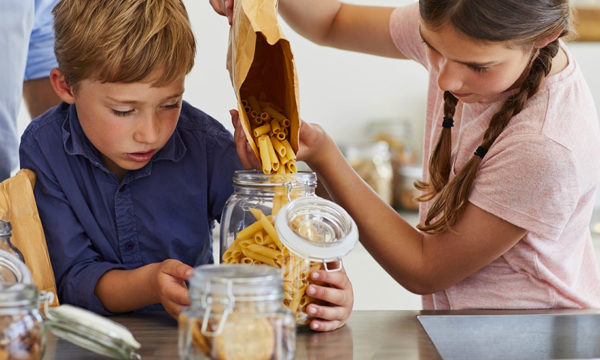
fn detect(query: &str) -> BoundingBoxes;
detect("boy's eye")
[164,102,181,109]
[112,109,134,117]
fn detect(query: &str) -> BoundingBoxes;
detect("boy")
[20,0,352,331]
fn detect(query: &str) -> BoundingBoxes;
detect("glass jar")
[178,264,295,360]
[343,142,394,205]
[220,170,318,324]
[0,283,45,360]
[0,220,25,263]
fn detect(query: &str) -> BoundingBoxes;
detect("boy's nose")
[133,115,160,144]
[437,60,464,93]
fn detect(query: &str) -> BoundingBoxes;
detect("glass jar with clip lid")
[220,170,358,325]
[178,264,295,360]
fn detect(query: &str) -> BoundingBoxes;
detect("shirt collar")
[62,103,187,176]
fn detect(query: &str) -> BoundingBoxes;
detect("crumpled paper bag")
[227,0,300,161]
[0,169,59,306]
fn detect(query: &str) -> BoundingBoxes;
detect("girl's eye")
[112,109,134,117]
[470,65,489,73]
[164,102,181,110]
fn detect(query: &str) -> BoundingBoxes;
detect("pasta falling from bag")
[227,0,300,174]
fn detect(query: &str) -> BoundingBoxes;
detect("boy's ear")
[49,68,76,104]
[534,30,562,49]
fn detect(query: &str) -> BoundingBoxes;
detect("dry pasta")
[222,205,323,324]
[240,95,297,174]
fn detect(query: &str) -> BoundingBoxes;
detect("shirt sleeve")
[20,133,124,315]
[469,133,579,240]
[389,2,429,68]
[24,0,58,80]
[205,125,242,223]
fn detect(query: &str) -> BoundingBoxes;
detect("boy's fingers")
[162,259,193,280]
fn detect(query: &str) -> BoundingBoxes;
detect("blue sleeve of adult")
[24,0,58,81]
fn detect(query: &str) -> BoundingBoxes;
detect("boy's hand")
[152,259,194,318]
[304,262,354,332]
[209,0,234,24]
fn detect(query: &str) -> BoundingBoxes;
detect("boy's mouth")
[126,149,156,162]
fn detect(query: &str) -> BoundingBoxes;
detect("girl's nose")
[133,114,159,144]
[437,60,464,93]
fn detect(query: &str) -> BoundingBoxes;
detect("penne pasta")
[257,135,272,173]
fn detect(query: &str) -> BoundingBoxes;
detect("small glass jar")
[0,220,25,263]
[178,264,295,360]
[0,283,45,360]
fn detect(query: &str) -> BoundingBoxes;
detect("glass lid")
[275,197,358,264]
[45,304,141,360]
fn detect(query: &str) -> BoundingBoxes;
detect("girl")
[214,0,600,310]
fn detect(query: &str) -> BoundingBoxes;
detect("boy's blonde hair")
[53,0,196,89]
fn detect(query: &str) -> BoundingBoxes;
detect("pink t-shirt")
[390,3,600,309]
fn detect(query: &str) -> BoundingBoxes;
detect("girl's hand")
[209,0,234,25]
[305,262,354,332]
[230,109,333,171]
[230,109,261,170]
[152,259,194,319]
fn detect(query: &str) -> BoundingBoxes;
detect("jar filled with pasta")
[178,264,295,360]
[220,170,318,324]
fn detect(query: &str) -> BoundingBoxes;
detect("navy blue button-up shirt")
[20,101,242,314]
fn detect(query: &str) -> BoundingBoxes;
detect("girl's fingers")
[309,318,344,332]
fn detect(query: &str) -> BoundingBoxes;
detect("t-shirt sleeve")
[389,2,428,68]
[469,134,579,240]
[24,0,58,80]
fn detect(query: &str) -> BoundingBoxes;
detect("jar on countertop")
[220,170,358,325]
[0,249,141,360]
[0,220,25,263]
[178,264,295,360]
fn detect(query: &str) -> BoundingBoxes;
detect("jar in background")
[0,283,45,360]
[343,142,393,205]
[178,264,295,360]
[0,220,25,263]
[394,165,423,211]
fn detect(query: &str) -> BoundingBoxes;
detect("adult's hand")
[209,0,234,25]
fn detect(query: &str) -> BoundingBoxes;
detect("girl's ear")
[534,30,562,48]
[49,68,76,104]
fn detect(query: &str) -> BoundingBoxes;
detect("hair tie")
[474,146,488,159]
[442,116,454,128]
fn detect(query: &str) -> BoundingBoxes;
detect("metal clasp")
[323,259,343,272]
[200,280,235,336]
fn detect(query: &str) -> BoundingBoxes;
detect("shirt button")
[124,242,135,251]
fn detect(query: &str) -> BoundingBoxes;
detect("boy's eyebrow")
[107,93,183,104]
[418,27,496,68]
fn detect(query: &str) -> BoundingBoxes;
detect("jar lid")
[232,170,317,187]
[275,197,358,264]
[45,304,141,360]
[189,264,283,301]
[0,249,32,283]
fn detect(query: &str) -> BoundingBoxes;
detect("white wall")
[16,0,600,310]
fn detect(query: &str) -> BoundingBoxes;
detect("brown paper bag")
[0,169,59,306]
[227,0,300,165]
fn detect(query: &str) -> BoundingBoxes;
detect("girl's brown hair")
[415,0,572,234]
[53,0,196,89]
